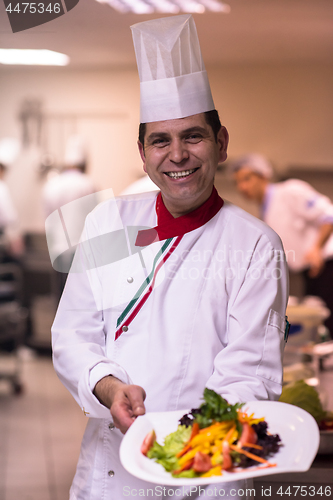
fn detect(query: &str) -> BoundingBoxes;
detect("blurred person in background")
[42,134,96,216]
[232,153,333,336]
[42,135,96,297]
[121,173,159,195]
[0,139,26,354]
[0,138,24,261]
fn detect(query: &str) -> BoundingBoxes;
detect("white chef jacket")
[43,169,96,269]
[42,169,96,217]
[262,180,333,272]
[52,191,288,500]
[0,179,20,240]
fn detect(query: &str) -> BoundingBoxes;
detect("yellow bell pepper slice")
[200,465,223,478]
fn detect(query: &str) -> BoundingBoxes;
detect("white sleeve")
[52,214,132,419]
[206,233,289,404]
[288,180,333,225]
[0,183,18,229]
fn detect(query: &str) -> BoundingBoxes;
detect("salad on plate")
[141,389,282,479]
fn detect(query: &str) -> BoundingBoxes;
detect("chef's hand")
[93,375,146,434]
[304,245,324,277]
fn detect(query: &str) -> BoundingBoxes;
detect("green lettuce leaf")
[147,425,192,472]
[172,469,198,478]
[195,388,244,429]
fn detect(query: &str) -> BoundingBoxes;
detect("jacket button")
[108,470,115,477]
[122,325,128,332]
[127,277,134,283]
[108,422,115,430]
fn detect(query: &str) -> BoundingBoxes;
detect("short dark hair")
[138,109,222,147]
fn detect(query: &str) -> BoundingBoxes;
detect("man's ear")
[137,140,147,173]
[217,126,229,164]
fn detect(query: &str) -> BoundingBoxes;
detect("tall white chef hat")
[64,135,87,167]
[0,138,20,167]
[231,153,274,179]
[131,14,215,123]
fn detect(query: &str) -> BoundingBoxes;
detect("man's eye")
[152,138,168,146]
[186,134,202,143]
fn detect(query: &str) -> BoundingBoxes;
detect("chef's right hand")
[93,375,146,434]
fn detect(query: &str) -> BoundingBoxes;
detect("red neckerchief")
[135,186,224,247]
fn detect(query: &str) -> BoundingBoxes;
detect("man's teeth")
[166,169,196,179]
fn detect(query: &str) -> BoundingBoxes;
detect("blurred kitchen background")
[0,1,332,499]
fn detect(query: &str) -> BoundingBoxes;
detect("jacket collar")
[135,186,224,246]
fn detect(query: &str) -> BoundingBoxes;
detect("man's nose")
[169,139,189,164]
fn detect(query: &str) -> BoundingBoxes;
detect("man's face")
[234,167,267,203]
[138,113,228,217]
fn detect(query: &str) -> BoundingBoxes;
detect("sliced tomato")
[239,422,258,447]
[192,451,212,473]
[222,441,233,470]
[141,430,156,456]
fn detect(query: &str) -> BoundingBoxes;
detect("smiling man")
[52,15,288,500]
[138,113,228,218]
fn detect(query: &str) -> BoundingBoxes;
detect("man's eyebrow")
[180,126,209,136]
[146,132,170,143]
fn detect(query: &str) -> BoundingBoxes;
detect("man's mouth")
[165,168,198,179]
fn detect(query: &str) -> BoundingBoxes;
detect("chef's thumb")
[125,385,146,417]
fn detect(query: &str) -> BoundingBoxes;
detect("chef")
[0,138,24,258]
[120,174,159,195]
[52,16,288,500]
[43,135,96,296]
[42,134,96,218]
[232,153,333,336]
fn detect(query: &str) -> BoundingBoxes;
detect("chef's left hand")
[304,245,324,277]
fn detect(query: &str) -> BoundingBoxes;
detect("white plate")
[119,401,320,485]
